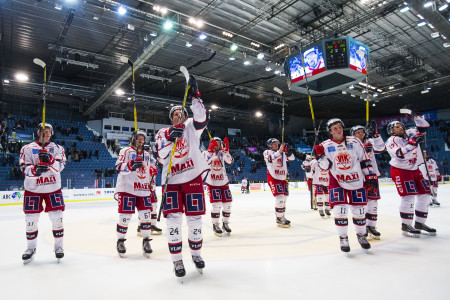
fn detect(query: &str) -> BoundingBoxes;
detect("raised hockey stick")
[273,87,285,144]
[157,66,191,221]
[399,107,436,197]
[120,56,138,133]
[356,49,370,125]
[33,58,47,147]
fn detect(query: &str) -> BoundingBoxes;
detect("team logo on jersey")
[347,143,353,150]
[334,153,352,170]
[36,175,57,185]
[32,149,39,154]
[49,147,54,153]
[174,138,189,159]
[276,157,283,168]
[212,158,222,171]
[328,146,336,152]
[135,165,147,180]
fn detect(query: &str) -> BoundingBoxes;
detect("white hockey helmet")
[169,105,188,120]
[386,121,405,136]
[266,138,280,147]
[326,118,345,132]
[306,155,313,161]
[350,125,365,136]
[37,123,53,136]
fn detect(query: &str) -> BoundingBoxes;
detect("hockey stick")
[273,87,284,144]
[356,49,370,125]
[157,66,191,221]
[33,58,47,148]
[399,108,436,197]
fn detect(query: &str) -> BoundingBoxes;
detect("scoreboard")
[284,37,369,95]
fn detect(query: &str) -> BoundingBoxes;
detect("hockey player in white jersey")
[156,77,209,278]
[263,138,295,227]
[302,155,317,209]
[19,123,66,263]
[202,137,234,236]
[314,118,376,253]
[351,122,386,240]
[115,131,157,258]
[419,153,441,207]
[311,158,330,218]
[385,107,436,237]
[241,177,249,193]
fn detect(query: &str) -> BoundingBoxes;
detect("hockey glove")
[169,123,185,142]
[208,139,219,153]
[365,120,377,138]
[38,149,54,164]
[304,166,311,172]
[365,175,379,194]
[127,157,143,171]
[149,166,159,177]
[364,142,373,153]
[188,75,201,99]
[314,144,325,158]
[223,137,230,152]
[408,132,425,146]
[401,104,421,117]
[34,160,49,176]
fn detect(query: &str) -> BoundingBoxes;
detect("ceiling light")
[400,6,410,12]
[127,97,132,100]
[208,109,212,112]
[442,35,447,40]
[427,87,432,90]
[127,24,135,31]
[189,17,204,28]
[115,88,125,96]
[255,111,263,117]
[423,1,433,8]
[444,43,450,48]
[150,32,158,37]
[372,103,376,107]
[257,53,264,60]
[349,85,354,89]
[118,5,127,15]
[153,5,168,15]
[251,42,260,48]
[265,66,272,71]
[438,3,448,10]
[243,60,250,65]
[351,94,356,97]
[421,89,429,94]
[170,103,174,106]
[389,86,395,89]
[163,20,173,30]
[55,3,62,10]
[93,15,100,21]
[229,57,236,61]
[274,70,280,74]
[342,91,347,94]
[3,79,10,84]
[428,23,435,29]
[373,93,378,97]
[186,42,192,48]
[417,21,427,27]
[274,43,285,50]
[230,43,238,51]
[431,32,440,38]
[417,14,424,19]
[15,72,29,82]
[199,33,207,40]
[211,105,218,109]
[222,31,233,38]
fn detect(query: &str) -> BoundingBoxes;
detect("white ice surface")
[1,185,450,300]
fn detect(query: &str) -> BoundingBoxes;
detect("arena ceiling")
[1,0,450,124]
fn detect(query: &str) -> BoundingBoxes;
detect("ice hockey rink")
[1,184,449,300]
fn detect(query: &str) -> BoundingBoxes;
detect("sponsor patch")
[327,146,336,152]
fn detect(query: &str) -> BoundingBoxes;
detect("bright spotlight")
[255,111,263,117]
[257,53,264,60]
[118,5,127,15]
[163,20,173,30]
[115,88,125,96]
[199,33,207,40]
[15,72,29,82]
[230,44,238,51]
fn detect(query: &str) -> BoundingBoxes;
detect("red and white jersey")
[301,159,315,179]
[149,156,157,192]
[386,115,429,171]
[311,160,329,186]
[364,136,385,177]
[156,98,209,185]
[202,150,233,186]
[241,179,248,187]
[419,158,440,182]
[19,141,66,193]
[318,136,373,190]
[115,147,153,197]
[263,150,295,180]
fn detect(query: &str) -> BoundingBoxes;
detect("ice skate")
[173,260,186,282]
[117,238,126,257]
[137,227,142,237]
[151,225,162,235]
[276,216,291,228]
[325,208,331,217]
[213,223,223,237]
[192,255,205,274]
[339,236,350,253]
[367,226,381,240]
[22,248,36,264]
[142,238,153,258]
[356,234,371,251]
[318,210,325,218]
[401,223,420,238]
[55,247,64,263]
[222,222,232,234]
[431,199,440,207]
[415,222,437,236]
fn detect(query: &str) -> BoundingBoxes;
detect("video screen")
[289,46,326,83]
[349,41,368,74]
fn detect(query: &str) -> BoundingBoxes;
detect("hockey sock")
[211,202,222,224]
[351,205,367,236]
[275,195,287,218]
[222,202,232,223]
[25,213,40,250]
[400,195,415,226]
[366,199,378,227]
[117,213,132,239]
[415,194,430,224]
[138,209,152,238]
[187,215,203,257]
[49,210,64,249]
[333,204,349,237]
[166,213,183,261]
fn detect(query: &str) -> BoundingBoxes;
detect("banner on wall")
[227,128,241,136]
[375,110,437,128]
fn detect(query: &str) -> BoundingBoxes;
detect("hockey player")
[263,138,295,227]
[420,153,441,207]
[385,109,436,237]
[351,123,386,239]
[19,123,66,263]
[311,158,330,218]
[241,177,249,193]
[202,137,234,237]
[115,131,157,258]
[301,155,316,209]
[314,118,376,253]
[156,78,209,278]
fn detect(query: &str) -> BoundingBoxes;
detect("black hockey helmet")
[326,118,345,132]
[386,121,405,136]
[266,138,280,147]
[350,125,365,136]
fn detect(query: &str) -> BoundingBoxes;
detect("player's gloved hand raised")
[149,166,158,177]
[284,144,293,156]
[314,144,325,158]
[208,139,219,153]
[408,132,425,146]
[364,142,373,153]
[402,105,421,117]
[365,175,378,194]
[188,75,201,99]
[34,160,49,176]
[127,157,143,171]
[169,123,185,142]
[223,137,229,152]
[38,149,54,164]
